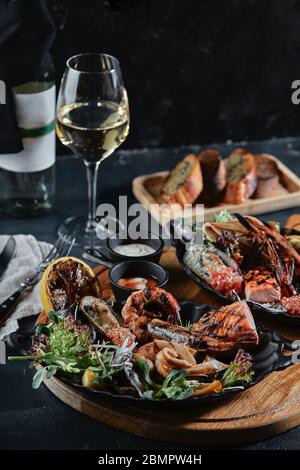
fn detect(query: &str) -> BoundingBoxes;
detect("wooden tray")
[132,154,300,222]
[43,246,300,446]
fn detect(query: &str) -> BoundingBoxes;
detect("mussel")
[79,296,135,346]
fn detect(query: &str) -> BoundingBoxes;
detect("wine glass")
[56,53,129,252]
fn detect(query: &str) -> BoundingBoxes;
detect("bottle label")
[0,85,56,173]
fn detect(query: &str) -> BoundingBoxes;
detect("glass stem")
[84,160,100,233]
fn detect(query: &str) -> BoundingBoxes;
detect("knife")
[0,236,16,281]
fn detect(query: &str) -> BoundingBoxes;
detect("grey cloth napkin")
[0,234,52,339]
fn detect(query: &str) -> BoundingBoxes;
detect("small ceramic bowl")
[106,231,163,263]
[109,260,169,301]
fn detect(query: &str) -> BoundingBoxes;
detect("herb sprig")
[8,312,133,389]
[221,349,254,388]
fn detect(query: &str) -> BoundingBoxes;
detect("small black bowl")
[109,260,169,301]
[106,232,163,263]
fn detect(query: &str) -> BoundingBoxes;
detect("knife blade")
[0,236,16,281]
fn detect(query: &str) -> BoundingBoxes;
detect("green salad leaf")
[214,210,234,223]
[32,365,58,389]
[221,349,254,388]
[9,313,131,389]
[136,359,199,400]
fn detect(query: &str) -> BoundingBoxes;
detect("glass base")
[57,215,124,254]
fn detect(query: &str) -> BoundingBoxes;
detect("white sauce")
[113,243,156,257]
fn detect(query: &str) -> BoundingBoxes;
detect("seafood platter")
[7,215,300,408]
[173,211,300,323]
[132,147,300,221]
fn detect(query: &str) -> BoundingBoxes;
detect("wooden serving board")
[132,154,300,222]
[43,244,300,446]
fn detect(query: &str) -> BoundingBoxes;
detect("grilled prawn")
[122,287,181,343]
[204,214,300,290]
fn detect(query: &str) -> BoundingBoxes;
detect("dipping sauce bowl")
[109,260,169,301]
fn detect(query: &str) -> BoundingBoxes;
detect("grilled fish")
[184,244,243,297]
[148,301,259,352]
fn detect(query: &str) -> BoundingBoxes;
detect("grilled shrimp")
[122,287,181,343]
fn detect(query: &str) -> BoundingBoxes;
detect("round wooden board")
[43,246,300,446]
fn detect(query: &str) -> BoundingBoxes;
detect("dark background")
[48,0,300,152]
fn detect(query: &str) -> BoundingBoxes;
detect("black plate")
[5,301,299,406]
[171,222,300,325]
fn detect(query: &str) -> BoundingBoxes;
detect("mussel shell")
[79,296,123,335]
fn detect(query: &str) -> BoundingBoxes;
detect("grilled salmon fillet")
[193,301,259,347]
[280,295,300,316]
[244,267,281,304]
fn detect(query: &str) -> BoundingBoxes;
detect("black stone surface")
[48,0,300,150]
[0,138,300,449]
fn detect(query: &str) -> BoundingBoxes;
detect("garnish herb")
[136,359,199,400]
[8,312,132,389]
[214,210,234,223]
[221,349,254,388]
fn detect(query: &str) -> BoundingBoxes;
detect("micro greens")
[8,313,131,389]
[214,210,234,223]
[221,350,254,388]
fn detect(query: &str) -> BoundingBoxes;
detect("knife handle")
[0,284,27,327]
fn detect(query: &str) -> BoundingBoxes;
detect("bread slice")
[161,154,203,206]
[254,154,284,198]
[224,148,257,204]
[198,148,226,204]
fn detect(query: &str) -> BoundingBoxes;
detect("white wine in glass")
[56,100,129,162]
[56,53,129,251]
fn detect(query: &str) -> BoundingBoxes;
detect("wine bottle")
[0,54,55,217]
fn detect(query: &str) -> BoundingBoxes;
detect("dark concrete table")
[1,138,300,450]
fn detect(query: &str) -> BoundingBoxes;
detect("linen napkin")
[0,234,52,339]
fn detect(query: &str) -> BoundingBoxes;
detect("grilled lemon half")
[40,256,101,314]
